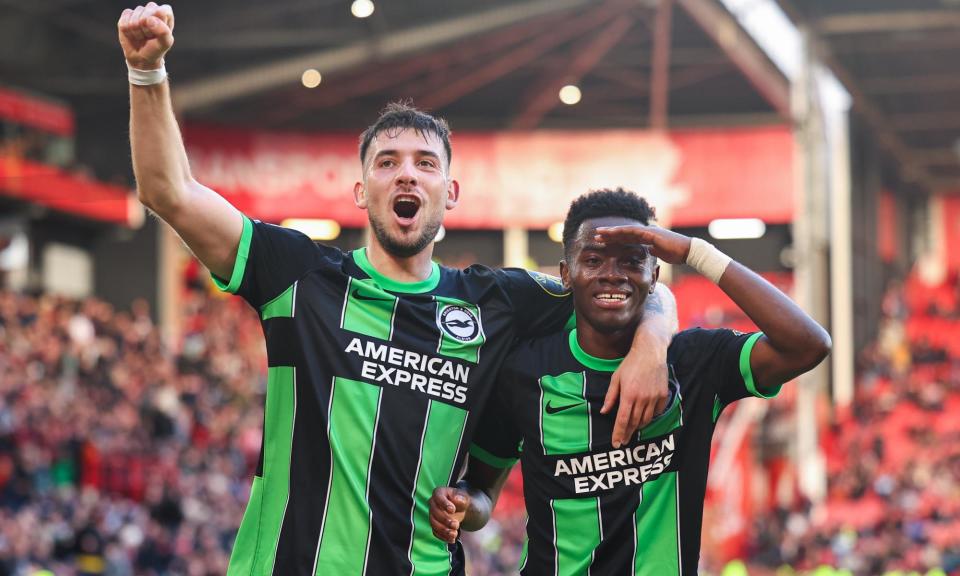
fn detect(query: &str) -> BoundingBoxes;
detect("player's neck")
[364,240,437,284]
[574,321,637,360]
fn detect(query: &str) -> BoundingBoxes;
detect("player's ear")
[445,179,460,210]
[560,259,571,291]
[649,263,660,293]
[354,181,367,209]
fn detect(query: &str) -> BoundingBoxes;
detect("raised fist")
[118,2,175,70]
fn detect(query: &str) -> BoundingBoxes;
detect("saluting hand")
[118,2,175,70]
[594,224,692,265]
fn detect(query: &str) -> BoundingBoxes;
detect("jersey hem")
[468,444,518,469]
[212,214,253,294]
[739,332,781,398]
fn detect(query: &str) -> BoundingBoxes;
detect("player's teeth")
[597,294,627,300]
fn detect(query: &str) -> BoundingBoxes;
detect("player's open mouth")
[594,292,631,308]
[392,195,421,226]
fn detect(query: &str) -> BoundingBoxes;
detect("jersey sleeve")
[493,268,574,338]
[673,328,782,407]
[211,215,342,309]
[469,381,523,470]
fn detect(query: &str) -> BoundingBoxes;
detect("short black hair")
[562,188,657,258]
[359,101,452,169]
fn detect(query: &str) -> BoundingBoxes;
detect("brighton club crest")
[438,305,481,343]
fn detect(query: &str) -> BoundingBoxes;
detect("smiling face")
[354,128,458,258]
[561,216,659,336]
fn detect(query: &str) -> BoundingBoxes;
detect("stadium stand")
[0,284,265,576]
[739,274,960,574]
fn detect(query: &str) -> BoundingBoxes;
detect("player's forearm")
[632,283,677,355]
[717,261,831,371]
[129,79,194,217]
[456,481,494,532]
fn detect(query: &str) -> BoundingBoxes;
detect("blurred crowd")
[740,274,960,575]
[2,270,959,575]
[0,286,266,576]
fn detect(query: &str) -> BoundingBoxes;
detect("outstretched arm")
[595,225,831,390]
[429,458,512,544]
[119,3,243,280]
[603,283,677,448]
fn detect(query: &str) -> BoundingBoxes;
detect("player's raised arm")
[119,3,243,281]
[595,225,832,389]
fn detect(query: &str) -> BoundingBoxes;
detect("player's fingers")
[452,492,469,512]
[429,510,457,543]
[118,8,133,30]
[631,400,652,436]
[654,394,668,417]
[600,371,621,415]
[130,5,145,26]
[594,226,654,242]
[431,489,457,514]
[430,507,458,530]
[158,4,174,31]
[128,6,146,42]
[610,388,633,448]
[143,15,172,45]
[140,2,158,35]
[430,516,446,539]
[140,17,157,40]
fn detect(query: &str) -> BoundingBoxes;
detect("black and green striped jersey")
[214,216,572,576]
[470,328,779,575]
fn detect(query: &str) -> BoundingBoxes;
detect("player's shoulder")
[504,268,568,297]
[504,332,570,374]
[252,218,345,259]
[668,326,752,364]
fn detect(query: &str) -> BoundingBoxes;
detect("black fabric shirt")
[217,216,573,576]
[470,327,777,575]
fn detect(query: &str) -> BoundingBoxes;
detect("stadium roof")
[0,0,786,132]
[774,0,960,190]
[3,0,957,191]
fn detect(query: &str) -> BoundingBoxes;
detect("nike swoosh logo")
[545,400,583,415]
[352,288,392,302]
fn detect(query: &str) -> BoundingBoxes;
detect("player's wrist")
[127,58,167,85]
[685,237,731,284]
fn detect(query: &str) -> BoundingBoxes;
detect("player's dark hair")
[562,188,657,258]
[359,101,452,169]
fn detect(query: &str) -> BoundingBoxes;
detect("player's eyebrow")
[373,149,441,161]
[581,242,607,252]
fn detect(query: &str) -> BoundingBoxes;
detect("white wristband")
[685,237,732,284]
[127,61,167,86]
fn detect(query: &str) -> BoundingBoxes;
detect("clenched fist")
[118,2,175,70]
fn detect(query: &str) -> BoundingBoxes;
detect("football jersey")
[215,216,572,575]
[470,328,778,575]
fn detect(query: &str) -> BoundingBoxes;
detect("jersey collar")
[568,329,623,373]
[352,247,441,294]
